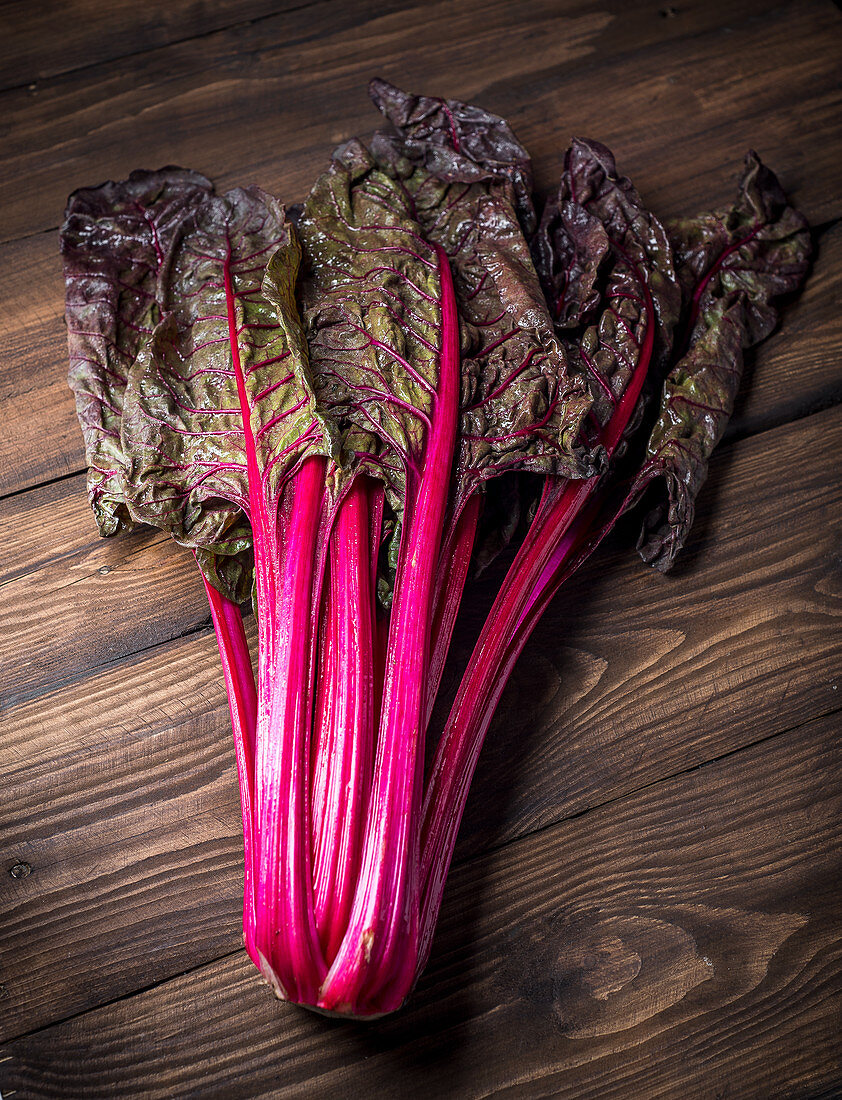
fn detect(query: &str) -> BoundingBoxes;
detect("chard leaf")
[532,185,608,330]
[369,77,536,234]
[62,168,213,535]
[369,79,596,518]
[294,137,445,502]
[624,152,811,570]
[535,139,681,434]
[120,187,334,600]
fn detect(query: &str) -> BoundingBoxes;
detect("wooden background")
[1,1,841,1096]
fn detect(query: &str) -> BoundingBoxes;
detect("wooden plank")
[2,712,839,1097]
[0,230,78,496]
[0,0,780,95]
[2,213,838,505]
[1,0,839,246]
[1,406,839,1039]
[0,0,776,94]
[0,0,349,92]
[0,630,247,1039]
[0,474,209,709]
[0,627,246,1042]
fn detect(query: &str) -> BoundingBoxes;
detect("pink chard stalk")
[62,82,810,1018]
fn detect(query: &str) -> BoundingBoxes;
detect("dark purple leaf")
[369,76,535,234]
[62,168,213,534]
[534,138,681,433]
[624,152,811,570]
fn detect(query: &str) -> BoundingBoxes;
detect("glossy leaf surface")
[62,168,213,535]
[626,152,811,569]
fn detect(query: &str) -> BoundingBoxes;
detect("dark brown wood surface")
[1,2,840,1097]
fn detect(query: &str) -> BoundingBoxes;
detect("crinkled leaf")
[369,79,596,522]
[62,168,213,535]
[533,187,608,330]
[620,152,811,570]
[121,187,334,600]
[535,139,682,434]
[294,137,445,504]
[369,76,536,234]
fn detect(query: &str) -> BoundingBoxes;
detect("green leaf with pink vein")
[294,137,448,502]
[121,186,334,599]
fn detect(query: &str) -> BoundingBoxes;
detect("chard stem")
[318,245,460,1016]
[202,577,259,960]
[312,477,375,963]
[255,456,328,1003]
[417,286,657,971]
[424,495,482,731]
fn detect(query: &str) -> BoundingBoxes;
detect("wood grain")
[1,0,783,97]
[0,474,210,708]
[0,0,352,91]
[2,712,838,1098]
[1,0,840,246]
[0,627,245,1043]
[1,407,838,1040]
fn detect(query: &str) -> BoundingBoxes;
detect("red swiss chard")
[62,84,811,1022]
